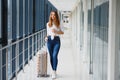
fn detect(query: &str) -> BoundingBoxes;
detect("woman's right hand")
[45,36,48,42]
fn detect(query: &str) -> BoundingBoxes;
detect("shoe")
[51,71,56,79]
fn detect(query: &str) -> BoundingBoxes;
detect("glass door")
[89,0,109,80]
[80,0,84,50]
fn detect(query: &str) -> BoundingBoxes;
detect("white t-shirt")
[46,23,64,38]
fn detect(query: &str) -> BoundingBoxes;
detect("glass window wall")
[80,0,84,50]
[91,0,109,80]
[0,0,56,80]
[19,0,23,38]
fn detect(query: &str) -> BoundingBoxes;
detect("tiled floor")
[14,27,90,80]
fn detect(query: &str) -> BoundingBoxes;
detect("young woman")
[45,10,64,79]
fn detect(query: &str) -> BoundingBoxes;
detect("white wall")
[115,0,120,79]
[108,0,120,80]
[71,0,120,80]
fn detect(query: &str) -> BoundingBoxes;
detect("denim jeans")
[47,36,61,71]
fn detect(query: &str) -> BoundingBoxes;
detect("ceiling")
[48,0,78,11]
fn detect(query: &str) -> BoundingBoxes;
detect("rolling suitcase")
[37,50,48,77]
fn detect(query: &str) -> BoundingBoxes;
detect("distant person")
[45,10,64,79]
[63,20,65,23]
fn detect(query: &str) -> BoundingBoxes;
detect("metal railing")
[0,29,46,80]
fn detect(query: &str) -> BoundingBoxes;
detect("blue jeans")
[47,36,61,71]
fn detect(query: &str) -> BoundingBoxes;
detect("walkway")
[14,24,90,80]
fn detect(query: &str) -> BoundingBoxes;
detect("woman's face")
[50,12,56,20]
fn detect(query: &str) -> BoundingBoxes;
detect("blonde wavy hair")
[48,11,60,28]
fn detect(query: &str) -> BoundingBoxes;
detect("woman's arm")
[52,29,64,35]
[56,30,64,34]
[52,23,64,35]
